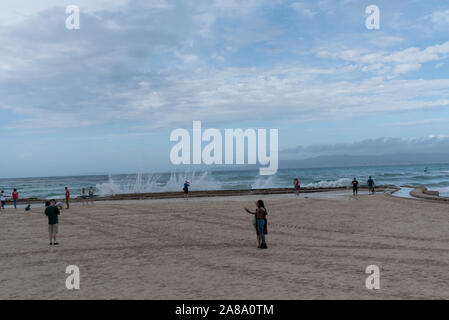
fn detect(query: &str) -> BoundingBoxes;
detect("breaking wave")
[304,178,352,188]
[251,175,276,189]
[95,171,221,196]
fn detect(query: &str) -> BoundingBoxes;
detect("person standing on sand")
[45,200,60,246]
[12,189,19,209]
[88,186,94,205]
[352,178,359,197]
[293,178,301,196]
[367,176,375,195]
[183,180,190,199]
[0,191,6,211]
[81,188,87,206]
[245,200,268,249]
[65,187,70,209]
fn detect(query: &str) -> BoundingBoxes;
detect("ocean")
[1,163,449,200]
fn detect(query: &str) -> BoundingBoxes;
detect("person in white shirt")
[0,191,7,211]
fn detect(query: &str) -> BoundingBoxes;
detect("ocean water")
[0,163,448,199]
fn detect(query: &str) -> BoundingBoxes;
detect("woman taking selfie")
[244,200,268,249]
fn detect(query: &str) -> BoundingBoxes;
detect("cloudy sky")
[1,0,449,177]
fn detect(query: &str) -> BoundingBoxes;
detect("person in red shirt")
[12,189,19,209]
[65,187,70,209]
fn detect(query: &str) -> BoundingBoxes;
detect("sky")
[1,0,449,177]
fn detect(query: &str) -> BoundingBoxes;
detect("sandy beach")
[1,191,449,300]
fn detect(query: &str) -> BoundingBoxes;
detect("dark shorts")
[183,188,189,194]
[82,195,87,199]
[89,194,94,198]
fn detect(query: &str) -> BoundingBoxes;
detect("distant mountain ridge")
[280,153,449,169]
[166,153,449,172]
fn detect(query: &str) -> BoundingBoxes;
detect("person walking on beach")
[81,188,88,206]
[65,187,70,209]
[183,180,190,199]
[45,200,60,246]
[12,189,18,209]
[293,178,301,196]
[88,186,94,205]
[244,200,268,249]
[352,178,359,197]
[0,191,6,211]
[367,176,375,195]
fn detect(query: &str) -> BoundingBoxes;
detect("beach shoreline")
[3,185,399,205]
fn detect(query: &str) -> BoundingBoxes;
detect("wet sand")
[1,192,449,299]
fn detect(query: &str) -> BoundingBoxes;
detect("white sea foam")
[304,178,352,188]
[95,174,156,196]
[251,175,275,189]
[161,171,220,192]
[95,171,221,196]
[432,186,449,197]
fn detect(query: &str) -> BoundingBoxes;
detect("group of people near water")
[0,186,95,212]
[239,175,376,250]
[0,186,95,246]
[1,176,379,249]
[60,186,95,209]
[0,189,20,211]
[182,176,377,250]
[80,187,95,206]
[351,176,376,196]
[292,176,376,197]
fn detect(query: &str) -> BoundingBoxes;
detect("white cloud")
[427,9,449,28]
[369,36,404,48]
[394,63,421,75]
[0,0,130,26]
[1,0,449,135]
[318,41,449,76]
[212,0,277,13]
[4,56,449,133]
[385,42,449,64]
[290,2,316,17]
[193,12,216,37]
